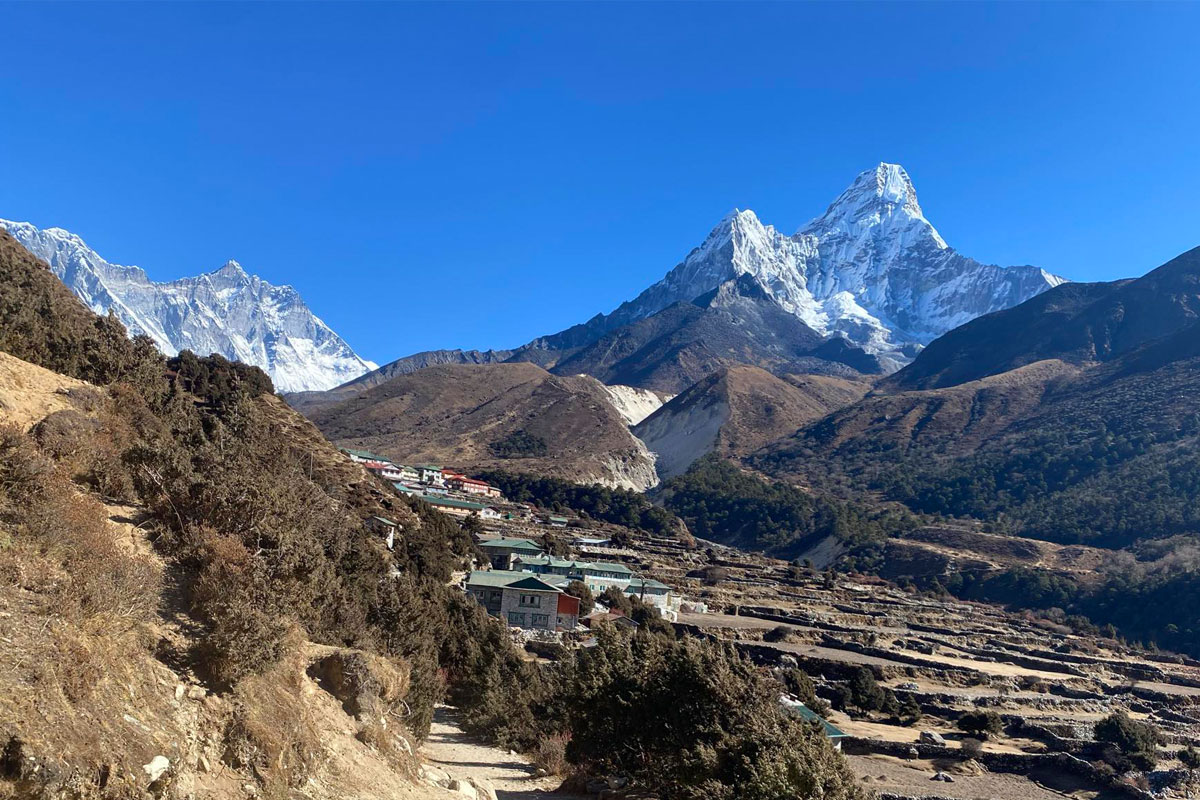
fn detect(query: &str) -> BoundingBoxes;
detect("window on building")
[507,612,526,626]
[531,613,550,627]
[519,594,541,607]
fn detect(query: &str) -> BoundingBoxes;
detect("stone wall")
[843,738,1155,800]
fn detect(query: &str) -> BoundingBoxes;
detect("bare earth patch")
[422,707,582,800]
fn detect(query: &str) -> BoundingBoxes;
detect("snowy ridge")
[0,219,376,392]
[589,163,1065,359]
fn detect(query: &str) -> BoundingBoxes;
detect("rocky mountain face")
[0,219,376,392]
[523,273,886,393]
[305,361,661,491]
[757,244,1200,548]
[885,245,1200,390]
[598,384,673,425]
[633,366,869,480]
[527,163,1064,364]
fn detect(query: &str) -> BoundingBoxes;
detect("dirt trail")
[422,707,580,800]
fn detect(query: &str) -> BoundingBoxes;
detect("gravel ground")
[422,707,580,800]
[847,754,1076,800]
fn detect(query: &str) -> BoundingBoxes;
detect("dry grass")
[354,719,418,777]
[225,630,327,793]
[532,732,570,776]
[0,423,176,798]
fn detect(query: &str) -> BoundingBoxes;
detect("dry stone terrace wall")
[629,526,1200,798]
[848,740,1156,800]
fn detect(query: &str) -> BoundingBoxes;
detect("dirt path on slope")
[422,706,581,800]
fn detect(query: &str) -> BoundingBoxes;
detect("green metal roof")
[586,561,634,575]
[478,537,543,551]
[422,496,487,511]
[516,556,578,568]
[371,516,397,527]
[465,571,561,592]
[466,570,527,588]
[515,556,633,575]
[342,448,391,462]
[506,576,563,592]
[785,700,848,739]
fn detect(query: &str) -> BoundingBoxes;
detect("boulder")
[421,765,451,787]
[306,650,409,720]
[470,778,498,800]
[143,756,170,783]
[919,731,947,746]
[448,778,478,800]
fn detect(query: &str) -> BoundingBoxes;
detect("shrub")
[564,580,594,617]
[1178,745,1200,769]
[764,625,793,643]
[225,634,326,792]
[1095,710,1161,770]
[846,666,889,713]
[533,733,570,776]
[960,738,984,758]
[898,695,923,725]
[563,630,865,799]
[488,430,547,458]
[780,668,830,716]
[958,710,1004,739]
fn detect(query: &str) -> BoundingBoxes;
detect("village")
[342,447,1200,800]
[342,448,686,634]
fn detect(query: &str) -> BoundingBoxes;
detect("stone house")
[465,571,579,631]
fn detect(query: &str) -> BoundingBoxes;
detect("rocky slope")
[756,244,1200,548]
[306,362,661,490]
[516,274,882,393]
[0,219,376,392]
[633,366,869,479]
[599,383,673,425]
[885,245,1200,390]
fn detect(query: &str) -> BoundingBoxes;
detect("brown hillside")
[634,365,869,479]
[304,362,659,490]
[765,359,1081,461]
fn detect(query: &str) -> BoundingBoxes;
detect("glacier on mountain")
[0,220,376,392]
[587,163,1065,358]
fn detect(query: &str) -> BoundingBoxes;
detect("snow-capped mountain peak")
[0,219,376,392]
[576,163,1065,359]
[801,162,942,247]
[212,259,249,278]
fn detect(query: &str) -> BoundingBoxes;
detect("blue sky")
[1,2,1198,364]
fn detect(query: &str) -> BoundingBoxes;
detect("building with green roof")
[477,537,545,569]
[464,570,579,632]
[341,448,392,464]
[780,697,848,749]
[513,555,636,594]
